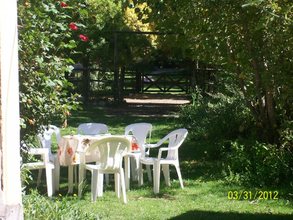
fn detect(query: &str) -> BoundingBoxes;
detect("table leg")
[124,156,130,190]
[78,163,85,197]
[68,165,74,193]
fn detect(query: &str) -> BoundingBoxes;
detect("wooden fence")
[66,65,217,103]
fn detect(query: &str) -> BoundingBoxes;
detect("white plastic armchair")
[77,123,110,185]
[37,125,61,192]
[124,123,152,190]
[22,144,55,197]
[78,137,131,203]
[77,123,109,135]
[139,128,188,194]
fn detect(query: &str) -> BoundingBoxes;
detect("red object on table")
[131,137,139,151]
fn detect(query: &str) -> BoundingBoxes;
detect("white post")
[0,0,24,219]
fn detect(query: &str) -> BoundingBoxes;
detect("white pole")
[0,0,23,219]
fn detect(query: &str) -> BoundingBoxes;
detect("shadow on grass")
[169,210,293,220]
[66,105,226,185]
[68,105,178,133]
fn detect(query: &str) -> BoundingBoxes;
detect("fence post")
[113,32,121,103]
[135,71,142,93]
[82,64,90,104]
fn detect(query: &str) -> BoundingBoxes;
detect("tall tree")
[134,0,293,142]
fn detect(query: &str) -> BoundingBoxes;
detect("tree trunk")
[242,22,278,142]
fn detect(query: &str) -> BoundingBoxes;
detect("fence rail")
[66,66,217,102]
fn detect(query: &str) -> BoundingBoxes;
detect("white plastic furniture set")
[22,122,188,203]
[22,125,60,197]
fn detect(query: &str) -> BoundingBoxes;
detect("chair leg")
[146,165,152,182]
[78,164,85,198]
[175,165,184,189]
[91,170,98,202]
[68,165,74,193]
[162,164,170,186]
[54,158,60,192]
[134,156,140,182]
[105,174,110,185]
[45,166,53,197]
[97,173,104,197]
[37,169,42,187]
[138,162,143,186]
[153,162,160,194]
[124,156,130,190]
[114,173,120,198]
[74,165,78,189]
[120,168,127,204]
[130,157,139,181]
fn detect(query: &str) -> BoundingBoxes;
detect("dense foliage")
[18,0,80,143]
[17,0,125,143]
[18,0,292,186]
[131,0,293,186]
[134,0,292,143]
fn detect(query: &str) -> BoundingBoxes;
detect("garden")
[18,0,292,219]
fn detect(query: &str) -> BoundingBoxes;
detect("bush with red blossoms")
[61,2,90,43]
[18,0,123,145]
[60,2,68,8]
[18,0,86,144]
[79,34,89,42]
[69,22,78,31]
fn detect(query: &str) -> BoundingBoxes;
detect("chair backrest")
[85,137,131,170]
[37,125,61,157]
[158,128,188,160]
[124,123,152,155]
[49,125,61,143]
[77,123,108,135]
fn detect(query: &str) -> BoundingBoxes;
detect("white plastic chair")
[139,128,188,194]
[124,123,152,190]
[77,122,110,186]
[77,123,109,135]
[37,125,61,192]
[78,137,131,203]
[21,141,55,197]
[22,148,55,197]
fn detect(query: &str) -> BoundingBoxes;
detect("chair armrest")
[28,148,50,162]
[145,143,159,149]
[28,148,49,154]
[146,134,170,150]
[157,147,178,160]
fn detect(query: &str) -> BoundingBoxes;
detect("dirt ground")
[103,93,191,118]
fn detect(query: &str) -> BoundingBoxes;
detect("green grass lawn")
[23,105,293,220]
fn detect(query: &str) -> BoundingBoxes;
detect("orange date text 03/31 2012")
[227,191,279,200]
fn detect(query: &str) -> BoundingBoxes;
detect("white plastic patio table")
[58,134,132,194]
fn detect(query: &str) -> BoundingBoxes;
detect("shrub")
[224,140,293,187]
[23,190,97,219]
[179,80,253,159]
[18,0,84,143]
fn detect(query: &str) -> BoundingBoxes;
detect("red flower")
[79,34,89,42]
[60,2,68,8]
[132,142,139,151]
[67,147,73,156]
[69,22,78,31]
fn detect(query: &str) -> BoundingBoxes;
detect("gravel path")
[104,94,190,118]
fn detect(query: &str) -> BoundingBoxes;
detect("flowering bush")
[69,22,79,31]
[18,0,124,144]
[79,34,89,42]
[18,0,92,143]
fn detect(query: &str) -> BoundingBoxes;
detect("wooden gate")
[66,65,218,103]
[142,68,189,93]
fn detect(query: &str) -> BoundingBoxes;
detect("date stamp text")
[227,191,279,200]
